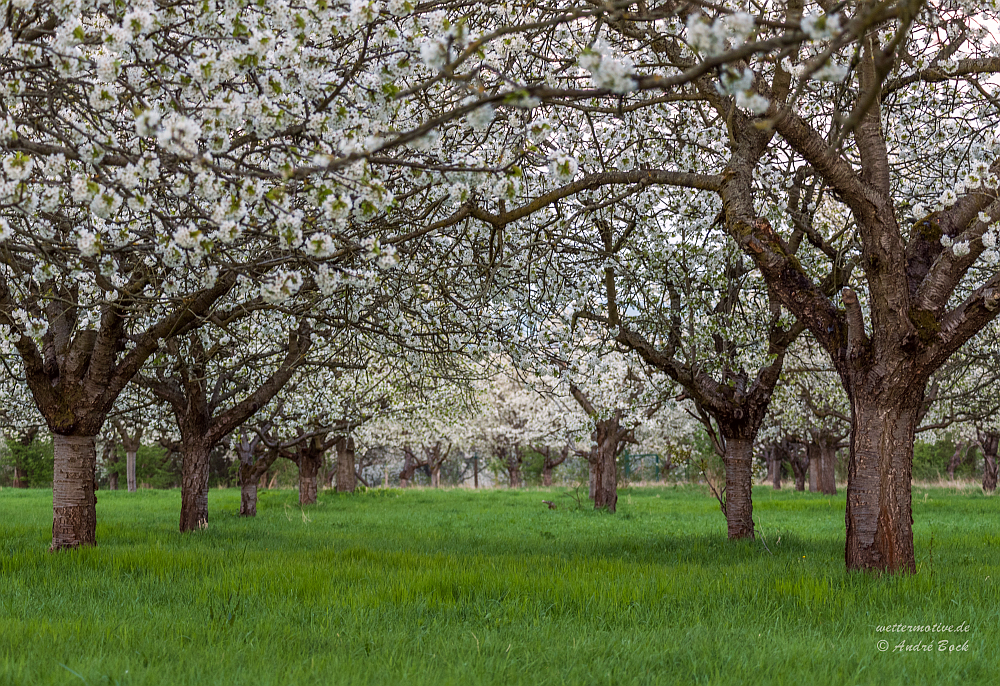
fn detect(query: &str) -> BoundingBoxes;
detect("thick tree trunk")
[508,464,523,488]
[126,450,137,492]
[300,453,320,504]
[335,436,355,494]
[590,450,617,512]
[238,458,259,517]
[723,438,754,539]
[51,435,98,550]
[107,470,118,491]
[12,465,26,488]
[845,391,921,573]
[240,479,258,516]
[790,449,806,491]
[179,441,212,532]
[807,442,820,493]
[542,465,554,487]
[591,420,619,512]
[980,431,999,493]
[985,454,999,493]
[430,466,440,488]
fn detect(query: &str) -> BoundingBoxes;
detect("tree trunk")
[430,465,440,488]
[764,445,781,490]
[791,452,806,491]
[126,449,138,492]
[300,452,321,504]
[980,431,999,493]
[542,465,554,487]
[946,442,965,480]
[590,448,617,512]
[820,441,837,495]
[51,435,98,550]
[590,419,620,512]
[12,465,26,488]
[771,446,782,490]
[335,436,355,494]
[845,391,922,573]
[723,437,754,539]
[807,442,820,493]
[984,453,999,493]
[508,463,522,488]
[240,476,259,516]
[107,470,118,491]
[179,441,211,532]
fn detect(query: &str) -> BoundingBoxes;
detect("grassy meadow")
[1,483,998,685]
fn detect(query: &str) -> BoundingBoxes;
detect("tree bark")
[240,472,259,516]
[764,446,776,489]
[51,435,98,550]
[845,391,922,574]
[979,430,999,493]
[126,450,138,492]
[542,465,554,487]
[820,441,838,495]
[807,441,820,493]
[790,447,807,491]
[723,437,754,539]
[770,445,782,490]
[946,441,966,480]
[335,436,355,494]
[590,418,621,513]
[507,457,523,488]
[984,453,999,493]
[179,440,211,532]
[12,465,26,488]
[300,463,319,504]
[399,446,423,488]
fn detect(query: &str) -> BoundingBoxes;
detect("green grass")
[1,484,998,686]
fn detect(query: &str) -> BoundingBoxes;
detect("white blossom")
[801,13,842,40]
[549,153,579,183]
[261,270,304,303]
[420,39,449,71]
[76,229,101,257]
[305,233,336,258]
[466,104,495,131]
[2,154,32,182]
